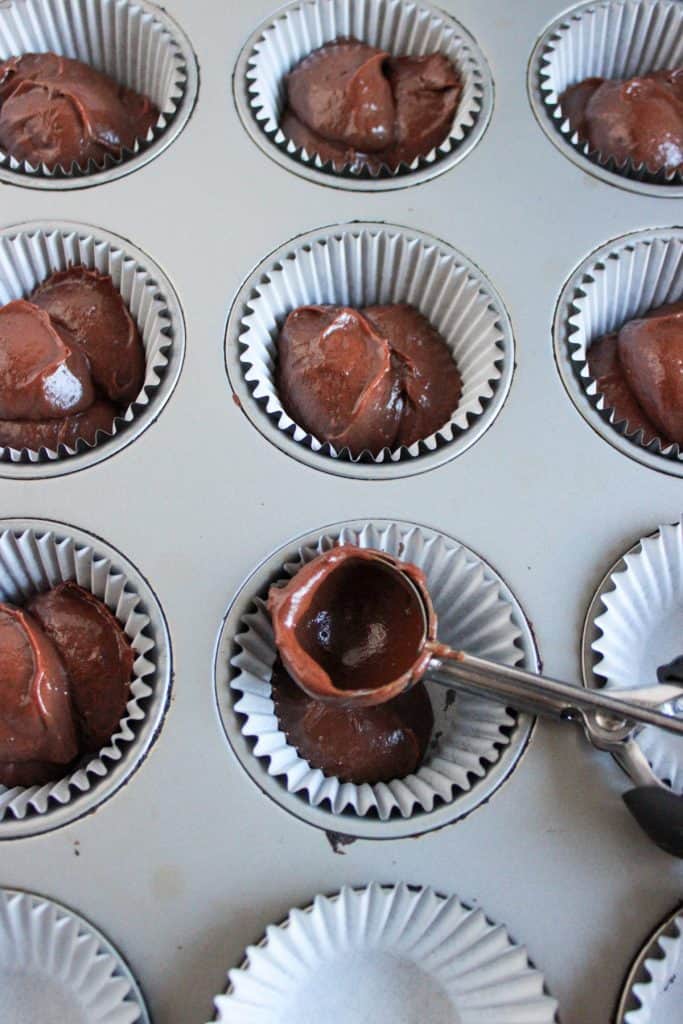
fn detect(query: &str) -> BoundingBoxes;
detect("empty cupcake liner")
[227,521,535,825]
[0,888,149,1024]
[0,519,171,839]
[227,223,513,479]
[554,227,683,476]
[234,0,493,190]
[0,221,185,478]
[214,883,559,1024]
[0,0,197,188]
[530,0,683,195]
[618,906,683,1024]
[585,520,683,793]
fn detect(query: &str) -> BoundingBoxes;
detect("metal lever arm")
[426,651,683,859]
[426,650,683,741]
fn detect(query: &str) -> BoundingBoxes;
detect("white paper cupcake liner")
[590,521,683,793]
[0,0,197,187]
[230,521,529,822]
[228,223,513,478]
[0,888,149,1023]
[0,520,171,839]
[531,0,683,193]
[619,907,683,1024]
[214,883,559,1024]
[555,228,683,474]
[234,0,493,189]
[0,221,184,478]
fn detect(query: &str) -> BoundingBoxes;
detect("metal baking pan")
[0,1,681,1022]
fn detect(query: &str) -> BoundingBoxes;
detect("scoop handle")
[426,649,683,741]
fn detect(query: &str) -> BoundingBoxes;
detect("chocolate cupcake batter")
[560,69,683,174]
[0,399,118,452]
[29,583,134,752]
[32,267,145,405]
[0,605,77,771]
[587,301,683,446]
[0,300,94,420]
[0,584,133,786]
[271,659,434,784]
[0,52,158,169]
[281,38,461,172]
[0,266,145,452]
[277,303,462,456]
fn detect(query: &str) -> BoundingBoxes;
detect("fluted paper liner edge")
[215,884,559,1023]
[624,911,683,1024]
[0,888,146,1023]
[592,520,683,793]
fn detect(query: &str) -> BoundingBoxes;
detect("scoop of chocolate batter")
[277,303,462,456]
[363,304,463,448]
[0,52,158,169]
[278,305,401,453]
[587,301,683,446]
[0,265,145,452]
[31,267,145,405]
[29,583,133,753]
[0,604,77,770]
[380,54,463,168]
[0,300,94,420]
[0,584,134,787]
[618,302,683,443]
[272,658,434,784]
[282,38,461,172]
[287,41,395,153]
[560,69,683,173]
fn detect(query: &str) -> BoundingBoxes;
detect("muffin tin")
[1,1,682,1022]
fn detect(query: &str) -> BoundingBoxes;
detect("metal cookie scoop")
[268,545,683,854]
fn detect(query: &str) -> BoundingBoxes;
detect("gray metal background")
[0,1,681,1022]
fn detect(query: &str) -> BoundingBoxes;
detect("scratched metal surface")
[0,2,681,1022]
